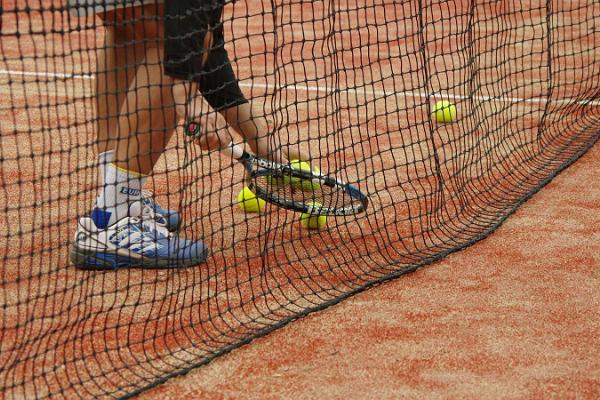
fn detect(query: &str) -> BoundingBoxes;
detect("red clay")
[140,144,599,400]
[1,0,599,398]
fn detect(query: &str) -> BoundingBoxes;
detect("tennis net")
[1,0,599,398]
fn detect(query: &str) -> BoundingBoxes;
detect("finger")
[196,130,222,151]
[277,152,289,165]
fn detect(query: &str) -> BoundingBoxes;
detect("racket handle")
[221,142,244,160]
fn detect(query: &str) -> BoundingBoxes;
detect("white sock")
[97,150,114,183]
[91,163,147,228]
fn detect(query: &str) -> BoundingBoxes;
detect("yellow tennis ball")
[237,186,265,213]
[432,100,457,123]
[285,160,311,185]
[300,201,327,229]
[285,159,321,191]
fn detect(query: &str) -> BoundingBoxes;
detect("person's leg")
[113,51,170,174]
[92,4,182,226]
[95,6,174,224]
[97,5,176,168]
[72,4,208,270]
[95,19,132,155]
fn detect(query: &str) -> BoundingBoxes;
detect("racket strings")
[253,174,356,212]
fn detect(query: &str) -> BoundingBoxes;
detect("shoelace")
[139,202,171,238]
[141,191,171,223]
[109,203,171,251]
[141,190,167,214]
[112,219,160,253]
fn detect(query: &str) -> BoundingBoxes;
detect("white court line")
[240,82,600,107]
[0,69,94,80]
[2,68,599,107]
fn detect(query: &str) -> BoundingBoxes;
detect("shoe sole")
[70,244,209,271]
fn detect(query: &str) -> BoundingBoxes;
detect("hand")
[195,129,221,151]
[248,134,288,164]
[197,130,313,167]
[192,128,285,164]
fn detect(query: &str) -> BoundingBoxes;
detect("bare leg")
[95,15,136,154]
[112,10,221,173]
[99,5,176,170]
[113,44,175,174]
[98,5,175,174]
[87,5,177,229]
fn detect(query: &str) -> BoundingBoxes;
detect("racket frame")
[185,121,368,216]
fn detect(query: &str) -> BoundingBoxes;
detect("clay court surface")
[1,0,600,398]
[141,144,600,400]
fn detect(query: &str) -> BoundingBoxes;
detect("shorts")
[196,36,248,111]
[164,0,247,111]
[69,0,247,111]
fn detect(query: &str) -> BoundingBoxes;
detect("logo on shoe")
[120,187,141,197]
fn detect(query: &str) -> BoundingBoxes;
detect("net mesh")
[253,171,356,213]
[1,0,599,398]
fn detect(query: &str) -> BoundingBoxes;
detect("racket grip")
[221,142,244,160]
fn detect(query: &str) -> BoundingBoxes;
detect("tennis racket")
[185,121,369,216]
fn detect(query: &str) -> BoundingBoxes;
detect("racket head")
[184,119,368,215]
[249,166,368,216]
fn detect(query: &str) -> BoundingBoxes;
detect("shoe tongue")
[128,201,143,218]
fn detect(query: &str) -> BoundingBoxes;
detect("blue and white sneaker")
[142,190,181,232]
[70,203,208,270]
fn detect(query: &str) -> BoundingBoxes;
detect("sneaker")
[70,203,208,270]
[142,190,181,231]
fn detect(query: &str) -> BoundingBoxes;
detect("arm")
[174,6,309,163]
[196,100,310,164]
[191,46,308,161]
[219,102,287,164]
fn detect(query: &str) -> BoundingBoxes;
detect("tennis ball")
[286,159,321,191]
[237,186,265,213]
[432,100,457,123]
[300,201,327,229]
